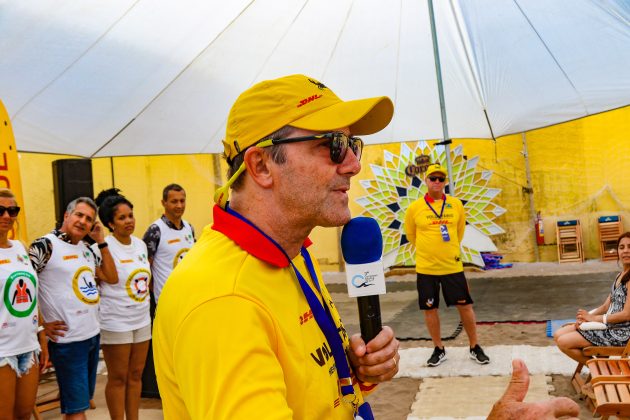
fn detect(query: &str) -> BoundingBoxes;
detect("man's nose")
[339,147,361,176]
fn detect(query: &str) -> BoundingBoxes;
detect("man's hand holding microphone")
[341,217,399,383]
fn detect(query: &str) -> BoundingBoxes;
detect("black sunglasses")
[271,132,363,163]
[428,176,446,182]
[0,206,20,217]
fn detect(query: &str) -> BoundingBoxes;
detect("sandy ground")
[38,261,614,419]
[334,260,618,419]
[367,320,592,419]
[40,324,583,420]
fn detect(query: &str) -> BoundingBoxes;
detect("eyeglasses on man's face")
[215,132,362,209]
[0,206,20,217]
[428,176,446,183]
[270,132,363,164]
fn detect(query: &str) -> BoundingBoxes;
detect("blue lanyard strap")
[224,205,356,398]
[294,249,355,397]
[424,194,446,219]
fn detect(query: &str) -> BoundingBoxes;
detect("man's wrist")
[98,242,109,249]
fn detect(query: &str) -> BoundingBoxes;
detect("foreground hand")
[44,320,68,342]
[348,326,399,383]
[488,359,580,419]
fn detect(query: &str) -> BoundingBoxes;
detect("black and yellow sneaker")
[427,346,447,367]
[470,344,490,364]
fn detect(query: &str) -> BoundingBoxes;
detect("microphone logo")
[351,272,378,288]
[344,261,386,298]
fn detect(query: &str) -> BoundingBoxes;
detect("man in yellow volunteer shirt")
[153,75,398,419]
[405,163,489,367]
[153,75,579,420]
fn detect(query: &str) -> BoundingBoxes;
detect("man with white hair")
[29,197,117,419]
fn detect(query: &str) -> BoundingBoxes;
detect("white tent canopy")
[1,0,629,157]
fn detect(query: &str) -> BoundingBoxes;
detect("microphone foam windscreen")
[340,217,383,264]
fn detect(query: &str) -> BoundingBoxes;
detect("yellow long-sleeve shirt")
[404,194,466,275]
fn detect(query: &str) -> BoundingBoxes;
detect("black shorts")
[416,272,473,310]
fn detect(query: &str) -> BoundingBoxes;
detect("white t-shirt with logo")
[38,234,99,343]
[94,236,151,332]
[152,218,194,302]
[0,240,40,357]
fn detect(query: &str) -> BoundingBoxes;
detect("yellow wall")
[16,106,630,267]
[19,153,74,241]
[451,106,630,261]
[20,154,220,242]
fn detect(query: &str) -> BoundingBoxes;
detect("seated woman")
[554,231,630,364]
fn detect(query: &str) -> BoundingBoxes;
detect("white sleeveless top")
[0,240,40,357]
[152,218,194,303]
[95,236,151,332]
[38,234,99,343]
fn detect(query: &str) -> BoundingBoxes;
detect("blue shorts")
[49,335,100,414]
[0,350,39,376]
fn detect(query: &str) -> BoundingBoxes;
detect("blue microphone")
[341,217,386,343]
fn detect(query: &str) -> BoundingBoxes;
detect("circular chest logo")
[72,266,99,305]
[172,248,189,269]
[126,268,151,302]
[3,271,37,318]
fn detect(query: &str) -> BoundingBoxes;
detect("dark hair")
[226,126,294,191]
[162,184,185,201]
[95,188,133,232]
[618,231,630,285]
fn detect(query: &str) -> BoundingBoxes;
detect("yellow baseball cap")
[223,74,394,161]
[426,163,447,177]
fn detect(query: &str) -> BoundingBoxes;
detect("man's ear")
[243,147,273,188]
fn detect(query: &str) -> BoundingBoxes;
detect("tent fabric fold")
[0,0,629,157]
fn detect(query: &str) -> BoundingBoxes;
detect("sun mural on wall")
[356,142,506,268]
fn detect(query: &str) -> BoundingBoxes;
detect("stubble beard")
[319,193,352,228]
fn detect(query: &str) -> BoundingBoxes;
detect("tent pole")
[110,157,116,188]
[427,0,455,194]
[522,132,540,262]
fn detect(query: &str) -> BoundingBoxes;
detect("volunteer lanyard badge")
[425,195,450,242]
[439,224,450,242]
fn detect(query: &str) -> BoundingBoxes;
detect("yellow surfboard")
[0,100,28,242]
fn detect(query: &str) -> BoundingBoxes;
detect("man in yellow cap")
[153,74,398,419]
[405,163,489,367]
[153,75,579,420]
